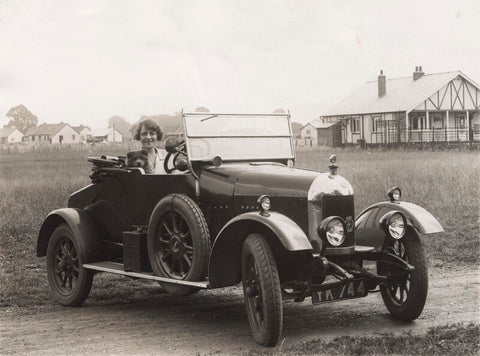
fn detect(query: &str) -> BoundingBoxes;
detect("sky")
[0,0,479,127]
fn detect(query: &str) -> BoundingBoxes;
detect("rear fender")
[208,211,312,288]
[355,201,443,250]
[36,208,103,263]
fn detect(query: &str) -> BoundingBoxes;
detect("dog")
[126,150,150,172]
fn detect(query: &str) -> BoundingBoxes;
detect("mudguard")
[355,201,443,250]
[36,208,103,263]
[208,211,312,288]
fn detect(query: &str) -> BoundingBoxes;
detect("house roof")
[322,71,479,117]
[304,119,339,129]
[0,127,22,137]
[73,125,90,133]
[27,123,67,136]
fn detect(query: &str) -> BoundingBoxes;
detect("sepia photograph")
[0,0,479,355]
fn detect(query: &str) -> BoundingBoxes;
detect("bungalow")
[321,67,480,145]
[28,123,80,144]
[0,127,24,144]
[73,125,91,143]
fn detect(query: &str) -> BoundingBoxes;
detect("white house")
[89,128,123,143]
[28,123,80,144]
[299,119,342,147]
[73,125,91,143]
[0,127,24,143]
[321,67,480,145]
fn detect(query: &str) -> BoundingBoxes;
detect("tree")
[6,105,38,133]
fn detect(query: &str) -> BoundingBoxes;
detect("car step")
[83,261,210,289]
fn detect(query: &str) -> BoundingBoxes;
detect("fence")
[370,127,480,145]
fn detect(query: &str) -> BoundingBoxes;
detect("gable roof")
[27,123,68,136]
[73,125,90,133]
[0,127,22,137]
[303,119,339,129]
[322,71,479,117]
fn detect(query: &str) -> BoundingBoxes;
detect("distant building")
[27,123,80,144]
[300,119,342,147]
[0,127,24,144]
[73,125,91,143]
[89,128,123,143]
[321,67,480,145]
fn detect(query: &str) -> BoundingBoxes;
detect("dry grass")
[0,148,479,307]
[248,323,480,356]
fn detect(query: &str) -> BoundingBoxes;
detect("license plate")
[311,279,368,305]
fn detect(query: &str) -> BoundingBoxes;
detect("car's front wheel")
[241,233,283,346]
[46,223,93,306]
[378,229,428,321]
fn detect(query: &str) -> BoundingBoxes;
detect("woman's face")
[139,125,157,149]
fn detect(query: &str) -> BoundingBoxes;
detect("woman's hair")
[133,119,163,141]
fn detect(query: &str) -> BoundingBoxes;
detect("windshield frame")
[182,112,295,163]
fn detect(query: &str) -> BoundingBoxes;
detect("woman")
[133,119,166,174]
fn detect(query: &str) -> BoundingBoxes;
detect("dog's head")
[126,149,149,169]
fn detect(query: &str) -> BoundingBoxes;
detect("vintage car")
[37,112,443,346]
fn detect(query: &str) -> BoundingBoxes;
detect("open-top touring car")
[37,112,443,346]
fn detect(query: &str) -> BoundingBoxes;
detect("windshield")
[183,113,294,161]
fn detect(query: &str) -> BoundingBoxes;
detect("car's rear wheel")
[46,223,93,306]
[148,194,210,296]
[377,230,428,321]
[241,233,283,346]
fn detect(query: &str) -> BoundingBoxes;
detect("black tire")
[147,194,210,296]
[46,223,93,306]
[241,233,283,346]
[378,231,428,321]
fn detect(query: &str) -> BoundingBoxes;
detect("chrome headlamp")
[257,195,271,216]
[380,211,407,240]
[318,216,346,247]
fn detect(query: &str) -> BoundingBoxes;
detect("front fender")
[355,201,443,250]
[208,211,312,288]
[37,208,103,263]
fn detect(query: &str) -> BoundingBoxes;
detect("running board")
[83,261,210,289]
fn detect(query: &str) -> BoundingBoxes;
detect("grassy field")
[0,147,479,308]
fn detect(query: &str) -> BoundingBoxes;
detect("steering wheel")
[164,139,188,173]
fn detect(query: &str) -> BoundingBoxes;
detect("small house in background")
[299,119,342,147]
[73,125,91,143]
[89,128,123,143]
[321,67,480,145]
[27,123,80,144]
[0,127,24,144]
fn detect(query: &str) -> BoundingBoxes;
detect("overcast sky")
[0,0,479,127]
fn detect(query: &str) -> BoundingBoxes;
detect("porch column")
[446,111,450,142]
[426,111,430,142]
[405,111,409,142]
[466,111,470,144]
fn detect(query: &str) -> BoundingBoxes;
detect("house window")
[351,118,360,133]
[306,129,311,137]
[371,116,384,132]
[432,114,444,129]
[72,135,75,141]
[456,114,466,129]
[59,135,63,143]
[411,114,426,130]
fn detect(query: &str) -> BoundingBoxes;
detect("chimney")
[378,69,386,97]
[413,66,424,80]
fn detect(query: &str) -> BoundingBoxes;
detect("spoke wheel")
[241,233,282,346]
[148,194,210,296]
[378,229,428,322]
[155,211,194,279]
[46,223,93,306]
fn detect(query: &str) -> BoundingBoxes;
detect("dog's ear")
[126,151,134,158]
[141,149,148,155]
